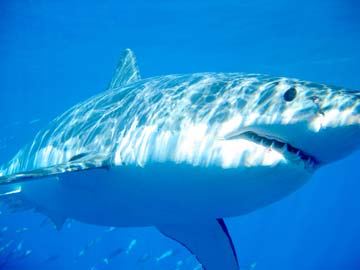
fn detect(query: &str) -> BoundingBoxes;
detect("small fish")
[105,226,117,233]
[108,247,125,260]
[75,237,102,262]
[125,239,137,254]
[176,260,184,269]
[16,240,23,252]
[20,249,32,259]
[74,248,86,262]
[16,227,29,234]
[156,249,174,262]
[0,240,14,254]
[103,258,109,265]
[43,254,60,263]
[88,236,102,247]
[246,262,257,269]
[86,240,94,248]
[29,118,41,125]
[237,262,258,269]
[78,249,85,258]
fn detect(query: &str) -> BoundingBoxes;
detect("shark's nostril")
[310,96,325,115]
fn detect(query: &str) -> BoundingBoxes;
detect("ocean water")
[0,0,360,269]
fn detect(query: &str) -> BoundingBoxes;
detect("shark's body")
[1,49,359,270]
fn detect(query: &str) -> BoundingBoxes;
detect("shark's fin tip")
[157,218,239,270]
[108,48,141,89]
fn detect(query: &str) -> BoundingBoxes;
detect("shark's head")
[222,78,360,168]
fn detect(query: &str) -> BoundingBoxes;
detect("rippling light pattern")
[1,73,359,176]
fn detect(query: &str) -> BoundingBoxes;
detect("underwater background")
[0,0,360,269]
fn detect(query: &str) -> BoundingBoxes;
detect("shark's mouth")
[238,131,319,168]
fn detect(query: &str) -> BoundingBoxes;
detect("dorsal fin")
[108,48,140,89]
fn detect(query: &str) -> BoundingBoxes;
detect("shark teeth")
[239,131,319,168]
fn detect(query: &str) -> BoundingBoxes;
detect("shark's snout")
[303,90,360,165]
[241,87,360,167]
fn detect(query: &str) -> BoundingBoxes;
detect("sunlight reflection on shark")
[0,49,359,270]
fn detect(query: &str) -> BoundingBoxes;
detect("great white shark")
[0,49,360,269]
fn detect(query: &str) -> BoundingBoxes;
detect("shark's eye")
[283,87,297,102]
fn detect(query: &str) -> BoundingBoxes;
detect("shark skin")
[1,49,360,270]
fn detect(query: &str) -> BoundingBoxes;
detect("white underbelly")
[20,163,311,227]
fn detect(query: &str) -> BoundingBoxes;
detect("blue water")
[1,0,360,269]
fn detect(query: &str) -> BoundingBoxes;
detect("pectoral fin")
[0,153,110,186]
[157,219,239,270]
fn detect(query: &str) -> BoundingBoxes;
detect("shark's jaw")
[228,130,320,171]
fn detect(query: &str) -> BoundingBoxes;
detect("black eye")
[283,87,297,102]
